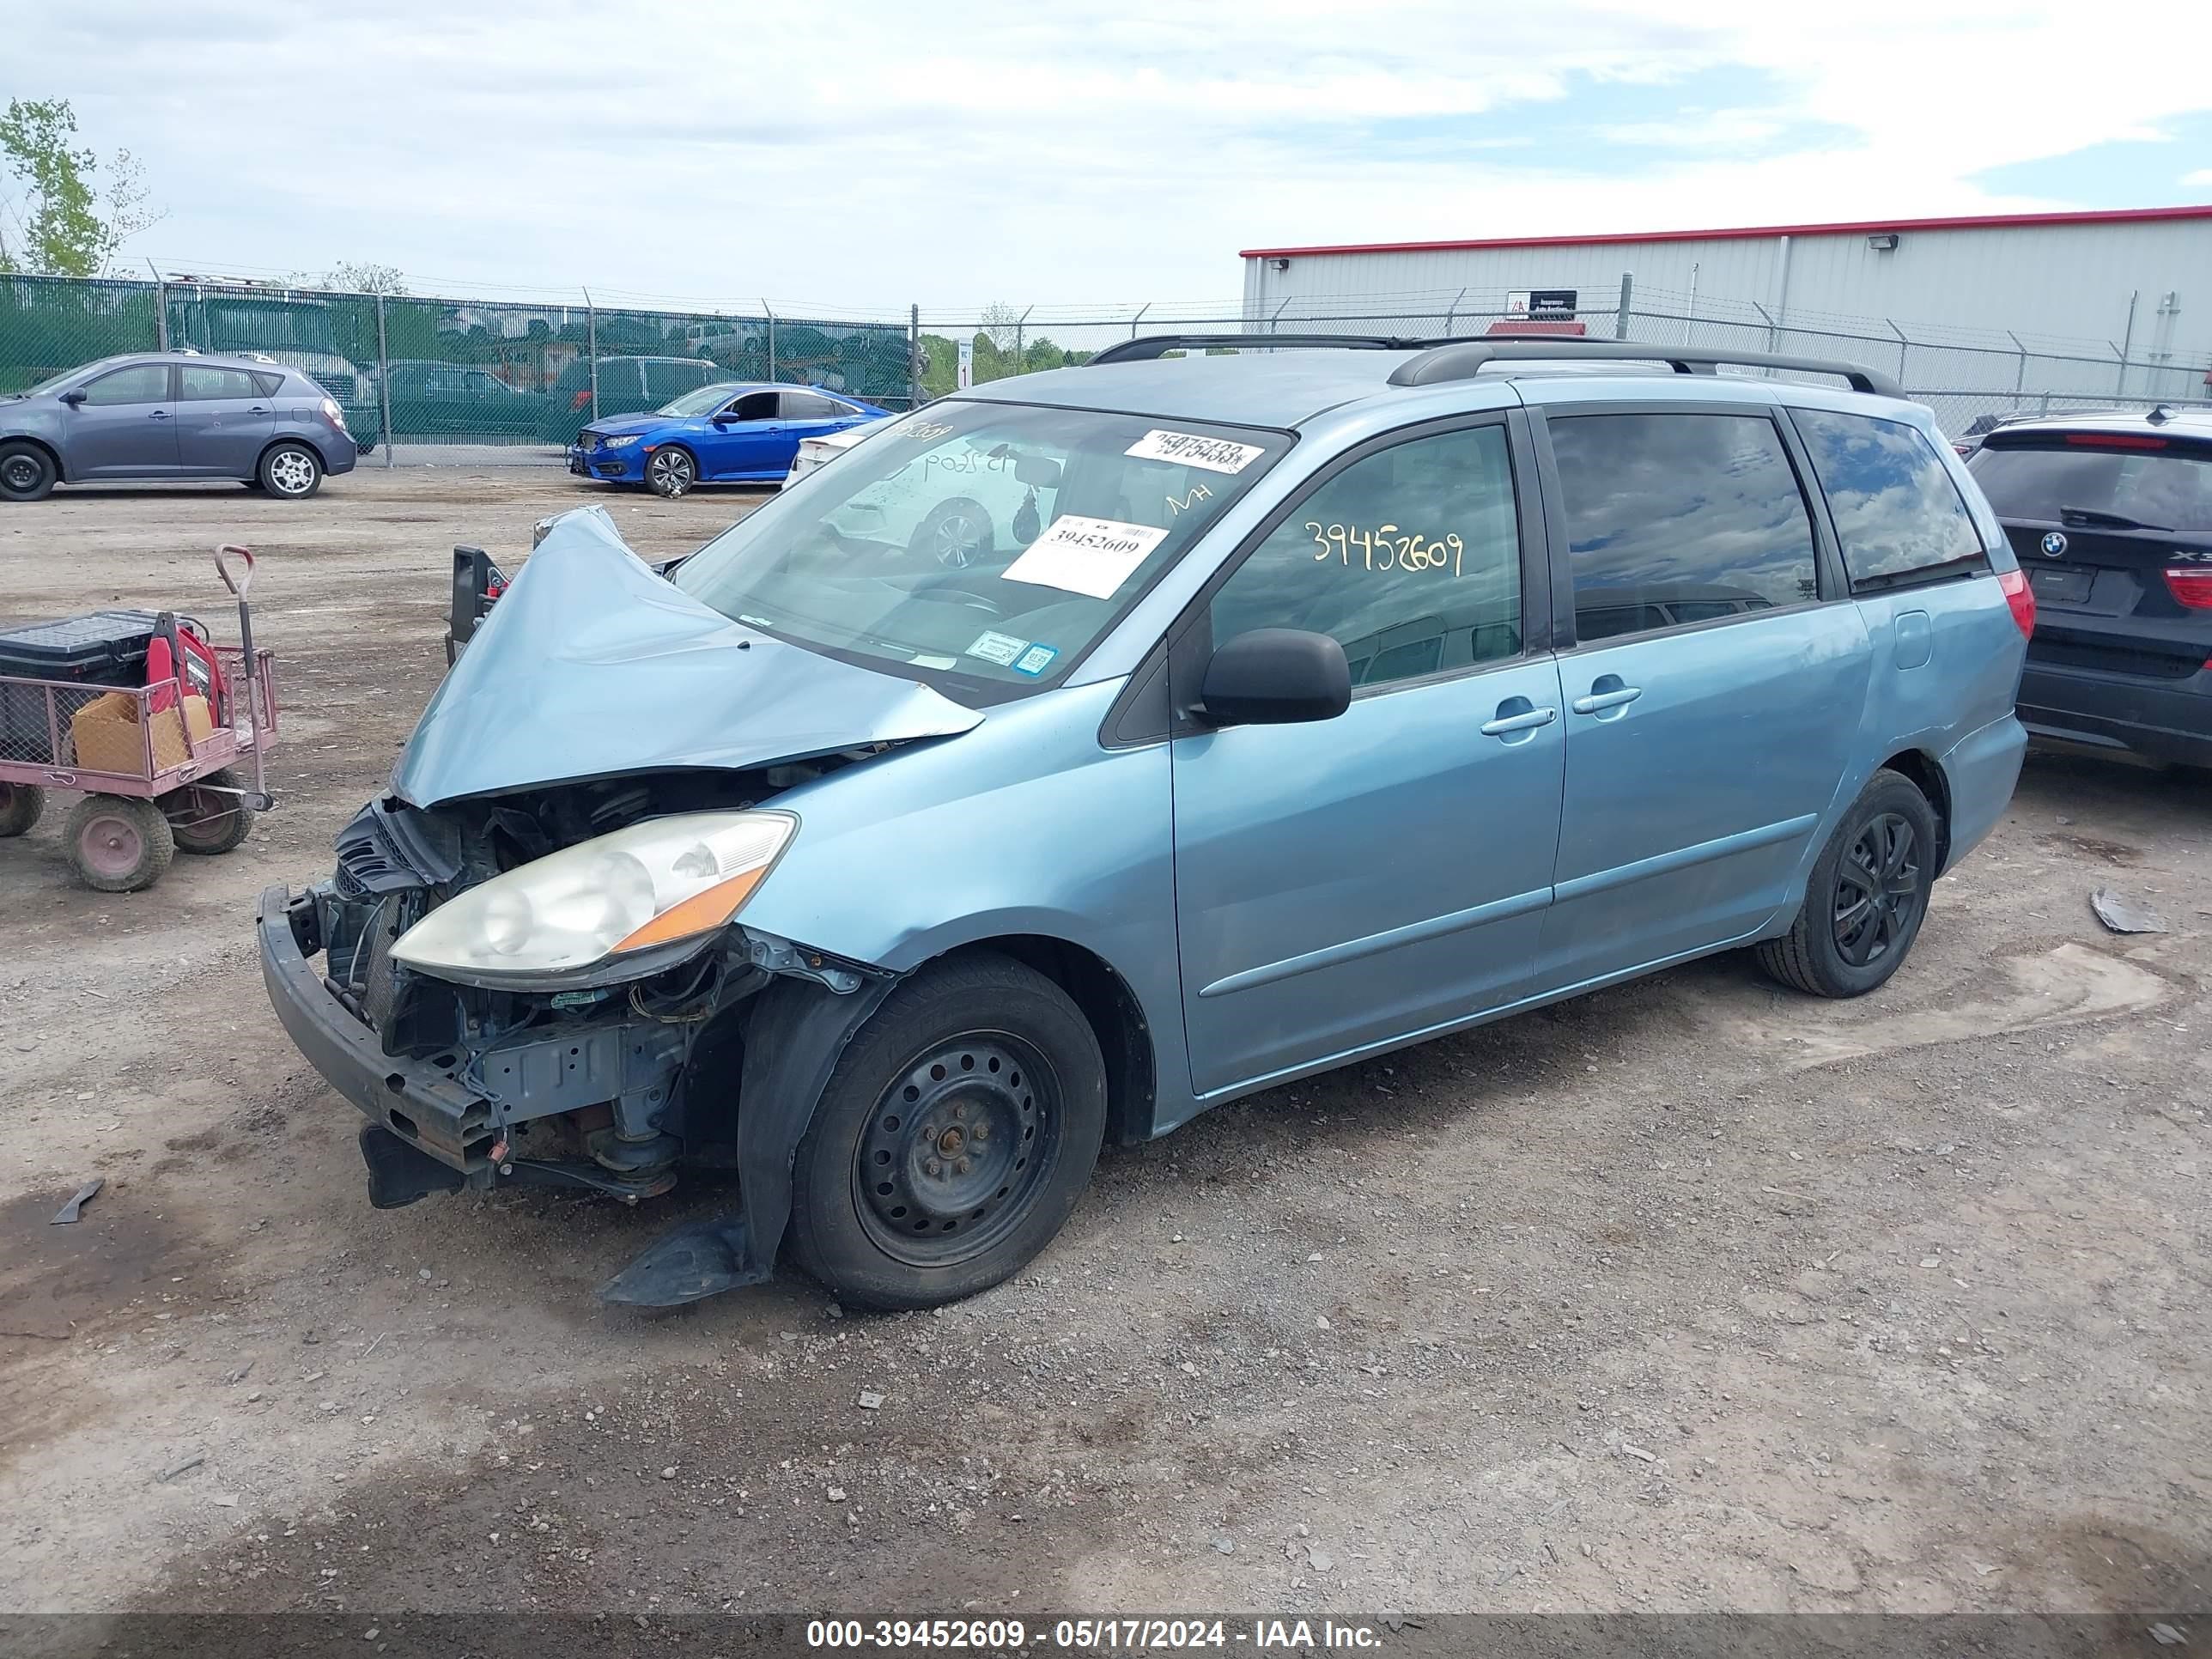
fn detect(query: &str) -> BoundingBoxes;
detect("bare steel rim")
[851,1032,1062,1267]
[647,448,696,496]
[265,447,318,496]
[1832,810,1923,969]
[931,505,990,568]
[1,450,45,494]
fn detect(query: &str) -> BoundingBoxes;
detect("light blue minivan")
[258,338,2032,1310]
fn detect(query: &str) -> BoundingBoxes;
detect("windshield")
[658,382,744,417]
[23,358,126,396]
[672,400,1291,698]
[1972,442,2212,532]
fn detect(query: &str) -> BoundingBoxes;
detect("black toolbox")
[0,610,169,766]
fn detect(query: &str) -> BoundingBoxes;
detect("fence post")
[763,299,776,384]
[2116,290,2138,397]
[1271,298,1289,338]
[1615,274,1632,340]
[2039,391,2051,416]
[1888,319,1909,384]
[1753,299,1776,356]
[908,303,920,408]
[1443,286,1467,335]
[1017,304,1033,371]
[2008,331,2027,406]
[147,258,167,350]
[1130,302,1150,339]
[584,288,599,420]
[375,291,393,469]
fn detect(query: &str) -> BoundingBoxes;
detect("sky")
[8,0,2211,324]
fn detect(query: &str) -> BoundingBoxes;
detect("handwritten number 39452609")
[1308,522,1466,577]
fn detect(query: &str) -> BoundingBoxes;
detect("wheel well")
[1879,749,1951,872]
[2,434,64,482]
[257,434,326,473]
[950,936,1156,1147]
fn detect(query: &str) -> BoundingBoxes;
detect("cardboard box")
[69,691,214,776]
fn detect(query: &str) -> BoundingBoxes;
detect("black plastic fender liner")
[597,972,897,1307]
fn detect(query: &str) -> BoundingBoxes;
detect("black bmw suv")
[1968,406,2212,768]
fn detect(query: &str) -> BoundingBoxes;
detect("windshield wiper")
[2059,504,2170,532]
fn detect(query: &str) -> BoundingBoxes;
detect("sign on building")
[1505,289,1578,319]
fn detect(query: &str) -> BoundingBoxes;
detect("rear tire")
[1756,769,1937,998]
[64,794,174,892]
[908,497,993,568]
[258,441,324,499]
[0,441,58,502]
[646,447,696,498]
[0,782,45,837]
[163,768,254,854]
[787,951,1107,1310]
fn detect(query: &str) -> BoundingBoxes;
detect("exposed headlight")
[601,434,641,450]
[391,811,795,988]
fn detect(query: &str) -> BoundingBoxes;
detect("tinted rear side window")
[1792,408,1984,586]
[1547,412,1819,642]
[1971,442,2212,532]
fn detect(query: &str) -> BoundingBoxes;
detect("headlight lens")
[391,811,795,987]
[601,434,641,450]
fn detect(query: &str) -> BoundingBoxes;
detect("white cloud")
[3,0,2208,316]
[2185,169,2212,187]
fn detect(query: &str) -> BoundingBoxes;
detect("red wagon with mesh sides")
[0,546,278,892]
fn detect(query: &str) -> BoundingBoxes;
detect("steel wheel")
[647,448,696,498]
[0,441,58,501]
[64,794,174,892]
[854,1034,1060,1267]
[163,769,254,854]
[1832,811,1922,969]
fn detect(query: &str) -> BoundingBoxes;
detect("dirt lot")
[3,468,2209,1623]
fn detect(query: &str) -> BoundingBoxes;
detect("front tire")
[258,441,324,499]
[1756,769,1937,998]
[64,794,175,892]
[908,498,993,568]
[646,447,696,498]
[0,441,58,502]
[787,951,1107,1310]
[163,768,254,854]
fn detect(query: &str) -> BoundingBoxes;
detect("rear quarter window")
[1791,408,1985,587]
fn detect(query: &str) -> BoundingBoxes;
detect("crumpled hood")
[390,506,983,808]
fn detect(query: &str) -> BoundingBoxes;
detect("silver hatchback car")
[0,351,359,501]
[259,337,2030,1313]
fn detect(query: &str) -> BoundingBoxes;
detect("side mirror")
[1196,629,1351,726]
[58,389,87,407]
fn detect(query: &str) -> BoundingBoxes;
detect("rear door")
[1970,431,2212,682]
[173,365,276,477]
[63,362,180,477]
[1529,403,1871,990]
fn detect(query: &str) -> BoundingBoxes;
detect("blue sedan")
[567,381,888,497]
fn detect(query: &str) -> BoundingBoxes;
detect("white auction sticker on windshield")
[1124,429,1265,474]
[1000,515,1169,599]
[964,629,1030,666]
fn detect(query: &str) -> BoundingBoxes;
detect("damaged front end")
[257,507,980,1305]
[258,764,890,1303]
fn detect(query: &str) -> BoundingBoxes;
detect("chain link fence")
[6,270,2208,461]
[0,274,915,459]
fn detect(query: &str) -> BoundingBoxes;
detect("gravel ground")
[2,469,2208,1622]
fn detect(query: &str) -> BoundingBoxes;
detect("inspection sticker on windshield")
[1000,515,1169,599]
[1012,644,1058,676]
[1124,429,1265,474]
[965,630,1030,666]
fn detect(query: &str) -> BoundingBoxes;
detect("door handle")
[1571,684,1642,715]
[1480,705,1558,737]
[248,405,269,415]
[148,409,169,420]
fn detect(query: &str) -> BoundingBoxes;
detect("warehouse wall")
[1239,218,2212,367]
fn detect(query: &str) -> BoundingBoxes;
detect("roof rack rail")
[1386,339,1904,398]
[1089,332,1425,363]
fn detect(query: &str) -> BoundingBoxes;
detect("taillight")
[1998,568,2036,638]
[2164,567,2212,610]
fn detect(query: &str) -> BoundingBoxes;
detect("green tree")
[0,98,161,276]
